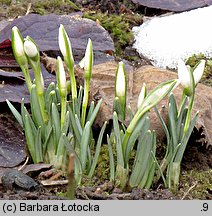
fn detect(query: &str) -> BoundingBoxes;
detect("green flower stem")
[81,80,90,127]
[60,95,66,128]
[65,57,77,103]
[183,93,194,135]
[21,66,32,92]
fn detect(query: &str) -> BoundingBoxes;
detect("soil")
[0,0,211,200]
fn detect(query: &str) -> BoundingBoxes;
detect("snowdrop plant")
[7,26,106,179]
[156,59,205,192]
[11,27,32,92]
[114,62,127,121]
[108,66,177,189]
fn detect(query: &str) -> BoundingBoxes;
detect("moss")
[0,0,12,5]
[178,169,212,199]
[4,0,79,18]
[83,12,143,58]
[93,144,111,181]
[186,54,212,87]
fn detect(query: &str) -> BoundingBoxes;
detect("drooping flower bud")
[23,36,39,61]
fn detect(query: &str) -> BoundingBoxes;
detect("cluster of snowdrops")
[7,25,205,192]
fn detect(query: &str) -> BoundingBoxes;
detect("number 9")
[203,203,208,211]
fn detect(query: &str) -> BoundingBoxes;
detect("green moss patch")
[83,12,143,58]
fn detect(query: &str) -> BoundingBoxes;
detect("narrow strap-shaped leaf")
[86,101,94,122]
[124,114,147,164]
[30,85,45,128]
[129,131,153,187]
[43,126,53,154]
[174,112,199,163]
[113,112,124,167]
[77,86,83,108]
[88,98,102,126]
[107,134,115,181]
[35,126,43,163]
[45,82,56,112]
[80,121,91,171]
[127,104,134,121]
[6,99,23,127]
[51,103,61,145]
[75,114,83,136]
[46,90,57,114]
[169,93,178,119]
[45,82,55,101]
[21,98,27,127]
[177,97,188,139]
[68,107,81,145]
[61,111,70,135]
[24,114,36,163]
[168,101,178,149]
[88,121,107,178]
[154,106,170,157]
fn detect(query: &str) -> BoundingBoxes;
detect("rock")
[1,169,38,191]
[131,0,212,12]
[0,13,115,63]
[74,62,212,148]
[133,6,212,69]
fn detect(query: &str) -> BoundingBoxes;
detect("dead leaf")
[131,0,212,12]
[40,179,68,186]
[0,113,26,167]
[21,164,52,175]
[0,64,56,103]
[0,13,115,62]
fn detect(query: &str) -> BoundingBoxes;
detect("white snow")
[132,6,212,69]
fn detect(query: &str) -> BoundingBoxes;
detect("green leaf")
[80,121,91,171]
[141,79,177,113]
[87,98,102,126]
[69,107,81,145]
[124,113,147,164]
[113,112,124,167]
[129,131,153,187]
[154,106,170,157]
[24,114,36,163]
[174,111,199,163]
[43,126,53,155]
[168,100,178,149]
[35,126,43,163]
[107,134,115,182]
[55,133,66,169]
[88,121,107,178]
[75,114,82,136]
[51,103,61,145]
[77,86,83,109]
[6,99,23,127]
[86,101,95,122]
[30,85,45,128]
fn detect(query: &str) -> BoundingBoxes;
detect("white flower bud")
[12,26,25,57]
[58,24,73,61]
[24,40,38,58]
[193,60,205,85]
[115,62,126,97]
[57,56,67,96]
